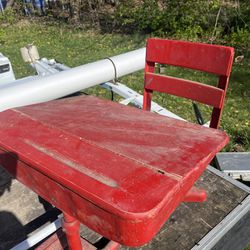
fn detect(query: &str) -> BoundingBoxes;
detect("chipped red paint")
[0,95,228,246]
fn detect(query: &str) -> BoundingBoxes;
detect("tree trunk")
[6,0,15,8]
[69,0,81,24]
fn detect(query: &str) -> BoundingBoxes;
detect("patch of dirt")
[16,19,31,28]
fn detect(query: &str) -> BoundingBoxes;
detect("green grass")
[0,19,249,151]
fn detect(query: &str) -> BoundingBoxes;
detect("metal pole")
[10,218,62,250]
[0,48,146,111]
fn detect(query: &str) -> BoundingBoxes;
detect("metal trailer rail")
[217,153,250,181]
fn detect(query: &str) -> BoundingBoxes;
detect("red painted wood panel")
[0,96,229,246]
[146,38,234,76]
[145,72,224,108]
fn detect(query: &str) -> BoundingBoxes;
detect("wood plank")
[146,38,234,76]
[145,72,224,108]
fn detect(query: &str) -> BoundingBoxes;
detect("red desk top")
[0,96,228,246]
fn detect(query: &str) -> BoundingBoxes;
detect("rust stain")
[24,139,118,188]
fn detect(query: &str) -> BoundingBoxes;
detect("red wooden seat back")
[143,38,234,129]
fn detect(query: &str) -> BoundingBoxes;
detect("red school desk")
[0,95,228,249]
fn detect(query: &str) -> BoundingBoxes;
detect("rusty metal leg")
[62,212,82,250]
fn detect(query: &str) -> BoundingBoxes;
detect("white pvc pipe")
[0,48,146,111]
[10,218,62,250]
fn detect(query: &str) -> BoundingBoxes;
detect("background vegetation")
[0,0,249,153]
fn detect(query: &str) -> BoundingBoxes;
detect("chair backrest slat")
[145,73,224,108]
[143,38,234,129]
[146,39,234,76]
